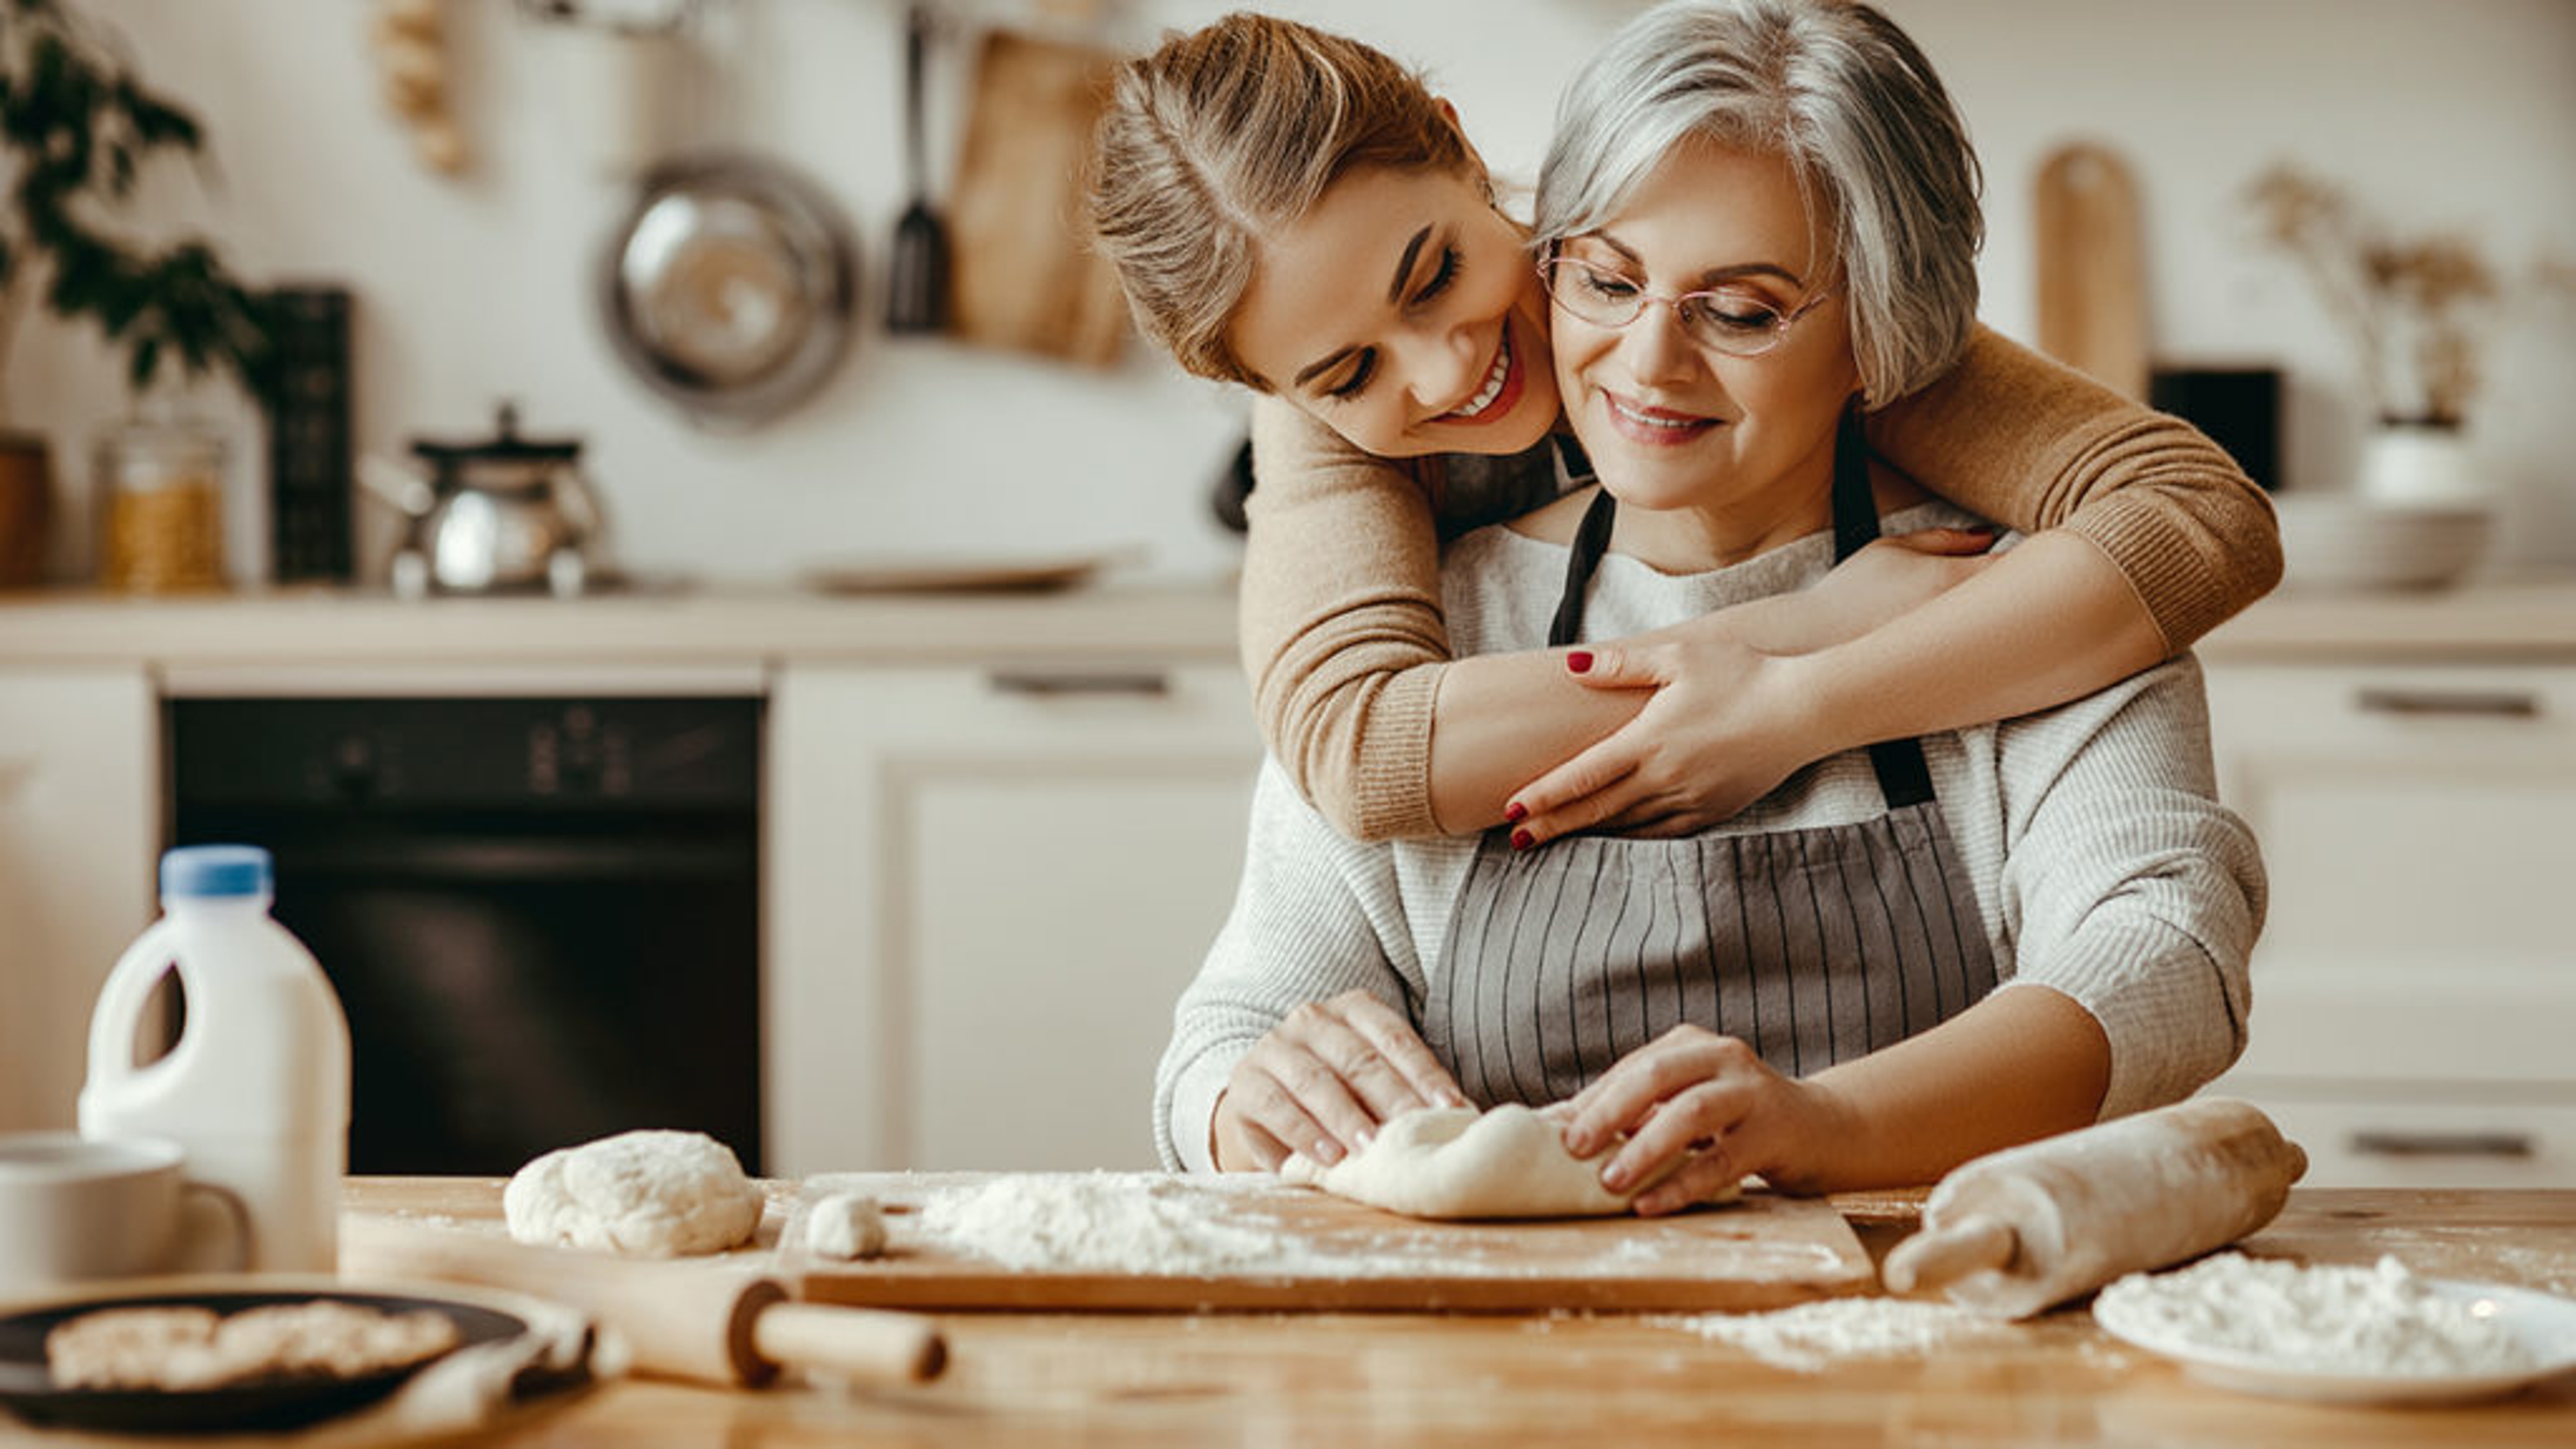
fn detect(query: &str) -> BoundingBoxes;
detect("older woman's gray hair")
[1534,0,1983,407]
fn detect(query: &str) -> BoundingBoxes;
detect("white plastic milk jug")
[80,845,352,1273]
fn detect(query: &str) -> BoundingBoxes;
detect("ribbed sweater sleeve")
[1866,327,2284,652]
[1972,655,2267,1118]
[1242,398,1448,842]
[1152,759,1428,1173]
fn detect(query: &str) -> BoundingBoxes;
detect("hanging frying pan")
[598,152,857,429]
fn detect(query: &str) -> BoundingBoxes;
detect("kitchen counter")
[5,576,2576,670]
[34,1182,2569,1447]
[0,579,1243,669]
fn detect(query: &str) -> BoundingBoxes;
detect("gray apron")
[1421,413,2000,1108]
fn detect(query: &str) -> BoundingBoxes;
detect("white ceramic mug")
[0,1133,249,1303]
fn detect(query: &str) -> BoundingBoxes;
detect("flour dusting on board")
[1654,1299,2015,1372]
[2094,1253,2536,1377]
[915,1173,1293,1275]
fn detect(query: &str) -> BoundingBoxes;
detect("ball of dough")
[1283,1104,1737,1220]
[504,1129,763,1256]
[800,1192,888,1260]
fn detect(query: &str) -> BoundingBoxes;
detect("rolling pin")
[1880,1097,2307,1320]
[339,1213,947,1388]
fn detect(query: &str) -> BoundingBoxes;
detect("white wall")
[11,0,2575,587]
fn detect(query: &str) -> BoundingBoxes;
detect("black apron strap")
[1547,486,1620,650]
[1830,409,1939,810]
[1543,409,1936,810]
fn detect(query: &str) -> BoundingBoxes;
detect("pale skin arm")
[1558,986,2112,1210]
[1443,529,2165,842]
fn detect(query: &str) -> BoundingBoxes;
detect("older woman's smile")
[1602,390,1719,445]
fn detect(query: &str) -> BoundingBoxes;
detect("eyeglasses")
[1538,256,1835,358]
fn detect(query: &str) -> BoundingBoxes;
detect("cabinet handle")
[987,669,1171,698]
[2353,686,2541,719]
[2349,1130,2536,1159]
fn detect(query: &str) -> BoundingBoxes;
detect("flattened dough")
[1283,1104,1735,1220]
[504,1128,763,1256]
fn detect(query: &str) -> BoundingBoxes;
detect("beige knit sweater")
[1241,325,2282,841]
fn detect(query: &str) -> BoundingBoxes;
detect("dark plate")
[0,1287,524,1435]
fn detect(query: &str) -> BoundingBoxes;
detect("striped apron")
[1421,413,2000,1108]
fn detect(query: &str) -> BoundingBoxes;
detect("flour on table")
[1283,1104,1736,1220]
[1654,1298,2016,1373]
[503,1128,763,1257]
[915,1173,1307,1275]
[2093,1252,2537,1377]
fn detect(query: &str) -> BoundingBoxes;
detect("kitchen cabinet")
[2201,659,2576,1187]
[0,666,158,1132]
[769,661,1260,1176]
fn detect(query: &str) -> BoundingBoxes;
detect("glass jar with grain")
[95,419,227,592]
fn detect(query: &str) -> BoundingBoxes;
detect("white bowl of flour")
[2092,1253,2576,1405]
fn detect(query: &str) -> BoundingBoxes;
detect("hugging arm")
[1241,327,2280,845]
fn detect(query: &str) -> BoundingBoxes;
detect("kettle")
[360,405,608,598]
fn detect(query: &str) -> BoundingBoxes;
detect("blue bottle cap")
[160,845,273,899]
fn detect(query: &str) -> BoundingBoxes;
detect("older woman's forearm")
[1791,985,2112,1194]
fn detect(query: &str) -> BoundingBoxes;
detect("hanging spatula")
[886,3,951,333]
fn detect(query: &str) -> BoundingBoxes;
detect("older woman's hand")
[1503,528,1995,845]
[1211,989,1469,1173]
[1558,1024,1862,1213]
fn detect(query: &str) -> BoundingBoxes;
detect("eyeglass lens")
[1541,258,1817,358]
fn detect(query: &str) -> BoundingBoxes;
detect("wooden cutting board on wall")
[2034,142,2149,398]
[947,28,1128,367]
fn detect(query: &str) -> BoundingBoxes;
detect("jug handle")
[85,927,190,1094]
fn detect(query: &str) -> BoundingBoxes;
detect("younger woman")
[1090,11,2277,854]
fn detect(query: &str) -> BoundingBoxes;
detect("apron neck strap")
[1830,405,1880,564]
[1548,401,1876,649]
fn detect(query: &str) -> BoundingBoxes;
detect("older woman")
[1155,0,2263,1205]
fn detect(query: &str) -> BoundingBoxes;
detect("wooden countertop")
[45,1181,2566,1447]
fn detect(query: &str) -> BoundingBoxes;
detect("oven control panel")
[168,697,761,809]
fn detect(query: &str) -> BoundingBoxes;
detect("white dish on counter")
[2273,494,2492,592]
[2092,1274,2576,1405]
[799,549,1132,595]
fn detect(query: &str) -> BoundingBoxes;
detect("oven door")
[170,696,763,1175]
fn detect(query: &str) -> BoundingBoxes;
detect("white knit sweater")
[1157,501,2267,1173]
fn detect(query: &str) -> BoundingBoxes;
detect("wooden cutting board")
[2034,142,2149,398]
[946,28,1128,367]
[342,1173,1876,1315]
[796,1173,1875,1313]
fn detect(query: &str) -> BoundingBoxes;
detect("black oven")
[167,695,763,1175]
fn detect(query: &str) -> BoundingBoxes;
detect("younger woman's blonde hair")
[1086,13,1481,390]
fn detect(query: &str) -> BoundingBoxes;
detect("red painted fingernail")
[1511,828,1534,851]
[1566,650,1593,674]
[1503,801,1527,823]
